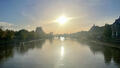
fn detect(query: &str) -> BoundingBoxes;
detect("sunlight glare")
[60,37,65,41]
[56,16,69,24]
[61,46,64,57]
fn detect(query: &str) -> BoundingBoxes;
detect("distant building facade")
[35,27,45,34]
[111,16,120,38]
[89,24,104,39]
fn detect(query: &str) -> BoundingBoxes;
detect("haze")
[0,0,120,34]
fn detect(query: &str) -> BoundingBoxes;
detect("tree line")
[0,27,53,44]
[69,24,113,42]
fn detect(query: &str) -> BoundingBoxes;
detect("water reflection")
[60,37,65,41]
[90,45,120,66]
[16,39,45,54]
[0,39,45,65]
[0,39,120,68]
[61,46,64,57]
[78,40,120,68]
[0,45,14,64]
[60,37,65,58]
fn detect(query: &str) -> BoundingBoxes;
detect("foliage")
[103,24,112,40]
[0,27,53,43]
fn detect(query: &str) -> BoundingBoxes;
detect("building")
[35,27,45,34]
[111,16,120,38]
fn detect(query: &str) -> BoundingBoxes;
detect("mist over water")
[0,37,120,68]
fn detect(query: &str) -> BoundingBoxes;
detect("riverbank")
[0,38,47,46]
[88,40,120,49]
[75,38,120,49]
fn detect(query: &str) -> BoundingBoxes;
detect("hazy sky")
[0,0,120,34]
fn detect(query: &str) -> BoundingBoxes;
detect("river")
[0,37,120,68]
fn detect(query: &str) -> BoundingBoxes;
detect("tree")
[103,24,112,40]
[16,29,29,40]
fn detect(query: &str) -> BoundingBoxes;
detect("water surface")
[0,38,120,68]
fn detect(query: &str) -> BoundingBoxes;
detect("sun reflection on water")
[61,46,64,57]
[54,37,65,68]
[60,37,65,41]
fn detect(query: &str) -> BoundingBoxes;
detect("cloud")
[0,22,36,31]
[0,22,16,30]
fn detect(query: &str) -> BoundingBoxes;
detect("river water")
[0,37,120,68]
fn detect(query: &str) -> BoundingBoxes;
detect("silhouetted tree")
[103,24,112,40]
[15,29,29,40]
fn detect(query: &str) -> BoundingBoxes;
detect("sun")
[56,16,69,24]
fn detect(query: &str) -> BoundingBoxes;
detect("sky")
[0,0,120,34]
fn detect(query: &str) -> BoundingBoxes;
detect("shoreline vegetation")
[76,39,120,49]
[67,17,120,43]
[0,27,53,45]
[57,17,120,47]
[0,16,120,46]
